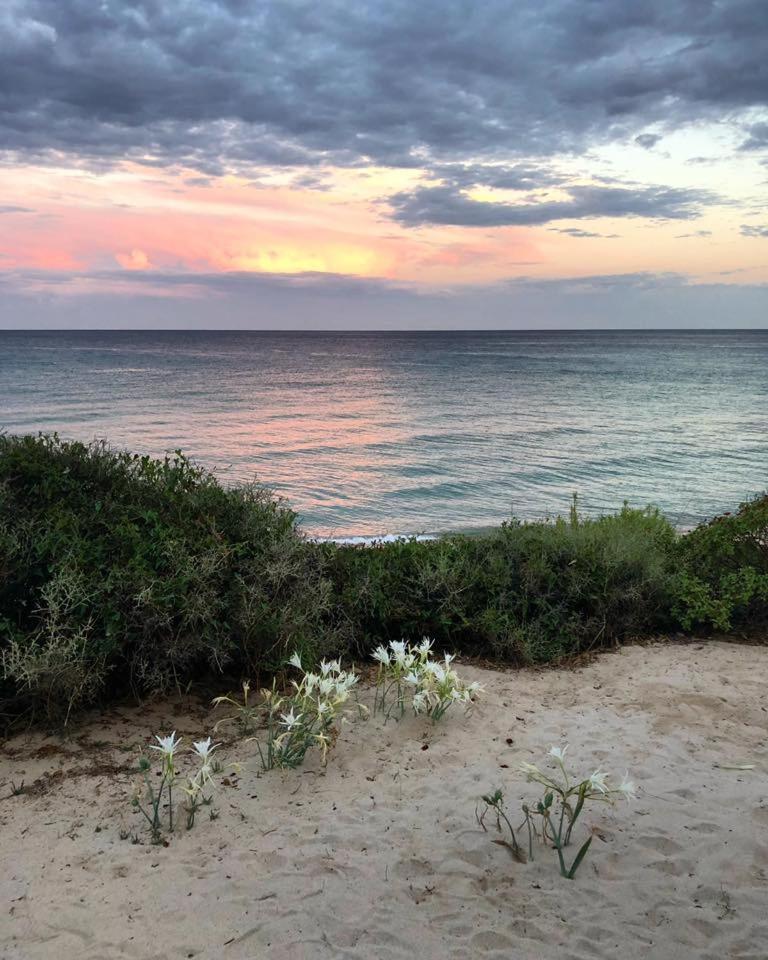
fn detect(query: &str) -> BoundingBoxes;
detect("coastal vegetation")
[1,433,766,725]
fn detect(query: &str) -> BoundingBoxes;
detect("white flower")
[617,772,636,800]
[404,671,421,686]
[443,652,456,665]
[390,641,406,663]
[332,674,356,697]
[151,731,182,757]
[431,663,447,683]
[196,762,215,789]
[418,638,433,656]
[319,677,335,696]
[288,652,303,670]
[588,769,608,794]
[372,645,391,665]
[183,775,203,800]
[412,691,428,714]
[192,737,219,762]
[467,681,483,697]
[519,760,541,778]
[548,745,568,764]
[279,709,302,730]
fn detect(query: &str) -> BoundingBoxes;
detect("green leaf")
[566,835,593,879]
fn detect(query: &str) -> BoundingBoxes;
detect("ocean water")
[0,330,766,538]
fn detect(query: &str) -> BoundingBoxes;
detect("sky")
[1,0,767,329]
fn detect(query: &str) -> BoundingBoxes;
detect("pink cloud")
[115,248,151,270]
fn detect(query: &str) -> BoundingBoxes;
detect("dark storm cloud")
[2,0,767,177]
[388,183,714,227]
[634,133,662,149]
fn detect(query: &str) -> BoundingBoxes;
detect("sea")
[0,329,766,539]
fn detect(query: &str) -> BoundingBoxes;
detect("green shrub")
[0,434,337,723]
[1,562,106,724]
[673,494,768,631]
[1,431,765,725]
[323,502,678,664]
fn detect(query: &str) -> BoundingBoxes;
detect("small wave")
[313,533,437,546]
[86,367,161,374]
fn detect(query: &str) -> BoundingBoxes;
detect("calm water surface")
[1,330,766,537]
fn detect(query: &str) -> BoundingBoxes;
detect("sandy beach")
[1,640,766,960]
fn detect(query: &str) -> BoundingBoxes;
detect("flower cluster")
[519,745,635,805]
[252,653,360,770]
[132,732,231,840]
[372,638,482,721]
[479,744,635,880]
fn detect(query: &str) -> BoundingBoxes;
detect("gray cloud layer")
[1,0,766,331]
[2,0,767,175]
[2,266,767,330]
[388,183,714,227]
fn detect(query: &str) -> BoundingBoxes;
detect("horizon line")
[1,326,768,334]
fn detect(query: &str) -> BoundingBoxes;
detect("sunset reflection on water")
[2,330,767,538]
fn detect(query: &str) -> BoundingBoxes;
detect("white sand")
[1,640,767,960]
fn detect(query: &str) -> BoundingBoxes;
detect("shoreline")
[311,518,699,546]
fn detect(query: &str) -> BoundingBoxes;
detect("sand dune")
[1,640,767,960]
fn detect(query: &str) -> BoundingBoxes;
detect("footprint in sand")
[636,834,687,856]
